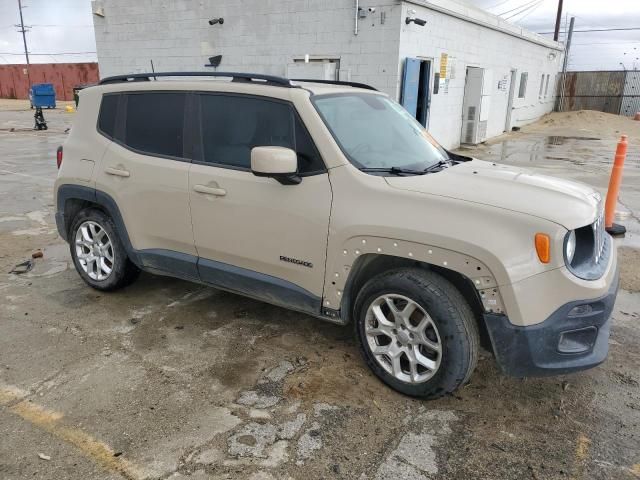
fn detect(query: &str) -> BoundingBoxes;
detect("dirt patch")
[523,110,640,144]
[618,247,640,292]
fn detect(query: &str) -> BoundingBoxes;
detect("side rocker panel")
[324,236,505,316]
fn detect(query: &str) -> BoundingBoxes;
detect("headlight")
[565,230,576,265]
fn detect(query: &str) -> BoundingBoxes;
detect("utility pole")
[558,16,575,112]
[553,0,563,41]
[561,17,575,74]
[16,0,31,87]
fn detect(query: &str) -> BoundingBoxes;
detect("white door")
[505,69,517,132]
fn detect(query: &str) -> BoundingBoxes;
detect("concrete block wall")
[398,1,563,148]
[92,0,563,149]
[92,0,203,75]
[92,0,403,97]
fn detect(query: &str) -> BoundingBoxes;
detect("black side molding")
[198,257,321,315]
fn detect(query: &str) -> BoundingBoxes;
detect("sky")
[467,0,640,70]
[0,0,639,71]
[0,0,96,65]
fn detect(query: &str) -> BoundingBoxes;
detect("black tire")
[69,208,140,291]
[354,268,479,399]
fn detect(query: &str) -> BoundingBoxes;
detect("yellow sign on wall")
[439,53,448,79]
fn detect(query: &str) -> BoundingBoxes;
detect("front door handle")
[193,184,227,196]
[105,166,130,178]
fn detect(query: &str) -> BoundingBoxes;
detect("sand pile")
[523,110,640,143]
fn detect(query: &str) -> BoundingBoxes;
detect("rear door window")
[198,94,324,174]
[123,92,186,159]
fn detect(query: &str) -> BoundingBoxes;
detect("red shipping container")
[0,63,99,101]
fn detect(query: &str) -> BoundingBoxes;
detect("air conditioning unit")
[462,68,492,144]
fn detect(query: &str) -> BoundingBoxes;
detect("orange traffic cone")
[604,135,628,236]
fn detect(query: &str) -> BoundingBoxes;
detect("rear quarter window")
[123,92,187,159]
[97,94,119,139]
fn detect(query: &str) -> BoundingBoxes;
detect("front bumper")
[485,267,619,377]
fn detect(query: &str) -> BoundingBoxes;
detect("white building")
[91,0,563,148]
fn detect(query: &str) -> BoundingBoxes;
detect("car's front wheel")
[354,268,479,399]
[69,208,139,291]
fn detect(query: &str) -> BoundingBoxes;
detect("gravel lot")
[1,102,639,480]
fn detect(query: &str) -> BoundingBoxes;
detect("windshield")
[313,93,449,171]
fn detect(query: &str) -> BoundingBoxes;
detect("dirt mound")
[523,110,640,143]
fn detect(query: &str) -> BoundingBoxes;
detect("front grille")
[593,209,605,264]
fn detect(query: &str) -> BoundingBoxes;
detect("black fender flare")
[56,184,142,266]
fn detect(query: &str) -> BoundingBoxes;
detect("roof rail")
[98,72,379,92]
[99,71,294,87]
[290,79,378,91]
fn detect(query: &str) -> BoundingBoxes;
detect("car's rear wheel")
[69,209,139,291]
[354,268,479,399]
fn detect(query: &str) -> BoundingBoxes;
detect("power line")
[486,0,515,9]
[0,51,97,55]
[504,0,543,21]
[29,24,94,27]
[539,27,640,34]
[572,41,640,46]
[498,0,539,16]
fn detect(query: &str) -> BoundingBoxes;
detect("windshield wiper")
[360,167,428,176]
[423,160,451,173]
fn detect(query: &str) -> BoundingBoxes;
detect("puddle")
[468,134,640,170]
[546,135,601,145]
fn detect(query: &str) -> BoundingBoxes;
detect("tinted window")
[98,94,118,138]
[124,93,186,158]
[199,94,324,173]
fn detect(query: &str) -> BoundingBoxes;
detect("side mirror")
[251,146,301,185]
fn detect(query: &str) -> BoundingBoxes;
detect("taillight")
[56,146,63,169]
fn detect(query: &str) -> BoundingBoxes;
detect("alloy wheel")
[365,294,442,384]
[74,220,114,281]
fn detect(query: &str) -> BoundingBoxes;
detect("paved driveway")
[1,104,639,479]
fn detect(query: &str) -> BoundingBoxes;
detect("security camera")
[208,18,224,25]
[405,16,427,26]
[368,7,376,13]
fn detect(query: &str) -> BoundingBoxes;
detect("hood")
[385,159,601,229]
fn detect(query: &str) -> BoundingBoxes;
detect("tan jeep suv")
[54,72,619,398]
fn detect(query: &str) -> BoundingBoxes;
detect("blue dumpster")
[29,83,56,109]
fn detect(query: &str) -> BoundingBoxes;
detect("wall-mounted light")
[205,55,222,68]
[208,18,224,25]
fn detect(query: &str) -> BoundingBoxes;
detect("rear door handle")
[105,167,130,178]
[193,184,227,196]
